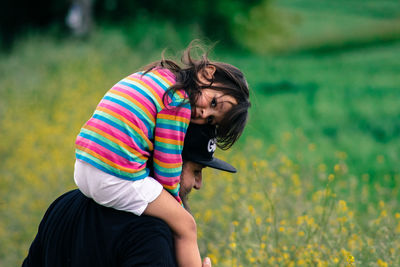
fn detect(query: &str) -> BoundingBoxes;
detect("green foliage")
[94,0,264,44]
[273,0,400,54]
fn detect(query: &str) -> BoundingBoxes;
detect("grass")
[1,1,400,265]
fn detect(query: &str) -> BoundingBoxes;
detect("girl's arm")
[152,99,191,204]
[144,189,201,267]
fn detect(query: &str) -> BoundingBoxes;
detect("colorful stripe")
[75,68,191,203]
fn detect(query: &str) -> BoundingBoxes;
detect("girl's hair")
[142,41,250,150]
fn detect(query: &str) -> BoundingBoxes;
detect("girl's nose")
[200,108,210,119]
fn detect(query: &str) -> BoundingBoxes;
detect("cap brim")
[194,157,237,173]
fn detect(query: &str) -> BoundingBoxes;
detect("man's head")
[179,123,236,207]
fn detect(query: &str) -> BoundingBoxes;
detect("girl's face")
[191,88,237,125]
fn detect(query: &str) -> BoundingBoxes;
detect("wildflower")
[291,174,300,186]
[334,164,341,172]
[246,248,253,257]
[338,200,348,213]
[377,259,388,267]
[203,210,213,222]
[347,255,355,265]
[380,210,387,218]
[207,254,218,265]
[306,216,315,227]
[297,216,305,225]
[396,222,400,233]
[248,205,255,215]
[297,259,306,266]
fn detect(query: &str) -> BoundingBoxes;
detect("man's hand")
[202,257,212,267]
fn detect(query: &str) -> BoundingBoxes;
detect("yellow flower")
[380,210,387,218]
[306,217,315,226]
[334,164,341,172]
[207,254,218,265]
[297,216,305,225]
[377,259,388,267]
[347,255,355,264]
[297,259,306,266]
[338,200,348,213]
[248,205,255,215]
[203,210,213,222]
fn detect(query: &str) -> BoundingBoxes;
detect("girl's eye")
[207,116,214,124]
[211,97,217,108]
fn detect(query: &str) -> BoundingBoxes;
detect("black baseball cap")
[182,123,237,173]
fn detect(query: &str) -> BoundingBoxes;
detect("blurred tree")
[92,0,264,44]
[1,0,280,51]
[0,0,70,49]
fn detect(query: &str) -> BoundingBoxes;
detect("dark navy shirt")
[22,189,177,267]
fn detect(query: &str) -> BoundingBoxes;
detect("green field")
[1,0,400,266]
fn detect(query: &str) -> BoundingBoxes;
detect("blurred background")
[1,0,400,265]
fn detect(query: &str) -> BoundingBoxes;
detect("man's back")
[23,190,177,267]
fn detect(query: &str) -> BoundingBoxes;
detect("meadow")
[1,1,400,266]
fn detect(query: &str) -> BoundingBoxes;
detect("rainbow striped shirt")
[75,68,191,204]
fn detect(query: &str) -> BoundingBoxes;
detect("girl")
[74,42,250,267]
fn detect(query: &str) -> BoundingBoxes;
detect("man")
[22,123,236,267]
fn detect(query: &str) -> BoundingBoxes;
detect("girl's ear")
[198,65,216,85]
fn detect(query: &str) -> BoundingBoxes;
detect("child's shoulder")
[134,67,176,83]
